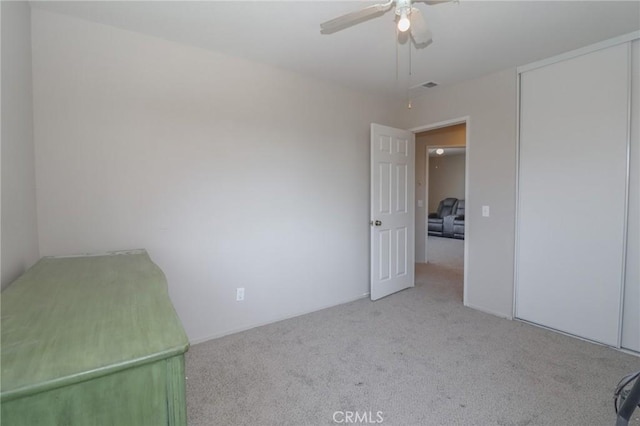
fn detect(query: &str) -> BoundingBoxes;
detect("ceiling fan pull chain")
[408,28,412,109]
[395,26,399,85]
[407,46,412,109]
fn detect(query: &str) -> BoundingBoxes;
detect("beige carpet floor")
[186,236,639,425]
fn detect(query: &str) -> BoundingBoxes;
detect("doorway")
[415,121,468,305]
[369,118,469,305]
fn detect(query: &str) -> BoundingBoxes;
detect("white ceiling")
[31,1,640,99]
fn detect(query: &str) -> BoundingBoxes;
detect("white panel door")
[516,44,629,346]
[370,124,415,300]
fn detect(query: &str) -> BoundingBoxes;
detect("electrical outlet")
[236,287,245,301]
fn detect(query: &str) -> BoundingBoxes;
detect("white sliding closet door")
[622,39,639,353]
[516,43,630,346]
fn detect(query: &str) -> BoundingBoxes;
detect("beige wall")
[31,9,403,342]
[428,154,465,214]
[416,123,466,147]
[415,141,427,261]
[1,2,40,289]
[400,68,518,319]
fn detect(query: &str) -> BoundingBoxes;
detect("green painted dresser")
[1,250,189,426]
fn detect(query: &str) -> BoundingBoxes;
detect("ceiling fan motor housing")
[395,0,412,16]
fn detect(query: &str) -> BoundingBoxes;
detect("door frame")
[409,117,470,307]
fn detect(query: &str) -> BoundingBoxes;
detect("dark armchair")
[452,200,465,239]
[428,198,458,237]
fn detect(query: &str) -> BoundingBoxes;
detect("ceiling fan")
[320,0,448,47]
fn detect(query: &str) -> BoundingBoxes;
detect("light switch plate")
[482,206,490,217]
[418,200,424,208]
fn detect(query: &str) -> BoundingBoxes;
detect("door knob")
[370,220,382,226]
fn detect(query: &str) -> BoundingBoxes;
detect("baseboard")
[619,348,640,358]
[464,302,513,320]
[190,292,371,345]
[515,318,640,358]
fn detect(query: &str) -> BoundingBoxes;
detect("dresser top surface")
[1,250,189,401]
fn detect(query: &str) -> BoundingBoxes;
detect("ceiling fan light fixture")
[397,10,411,32]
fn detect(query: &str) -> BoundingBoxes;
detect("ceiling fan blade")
[320,3,393,34]
[418,0,453,5]
[410,8,433,46]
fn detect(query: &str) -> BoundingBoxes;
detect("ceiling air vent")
[422,81,438,88]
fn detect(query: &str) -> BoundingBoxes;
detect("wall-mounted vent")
[422,81,438,88]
